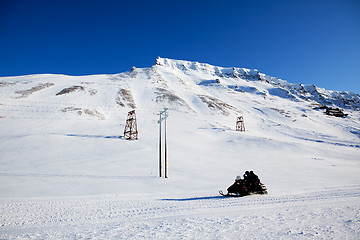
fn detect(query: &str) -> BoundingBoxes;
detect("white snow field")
[0,57,359,239]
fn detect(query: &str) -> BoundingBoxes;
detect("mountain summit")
[1,57,359,118]
[155,57,360,111]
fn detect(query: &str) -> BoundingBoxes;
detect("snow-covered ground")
[1,187,359,239]
[0,58,359,239]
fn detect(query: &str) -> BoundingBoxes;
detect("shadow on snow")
[161,196,226,201]
[0,172,156,180]
[66,134,123,139]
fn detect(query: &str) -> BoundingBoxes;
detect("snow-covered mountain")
[1,58,359,239]
[155,57,360,110]
[1,57,359,118]
[1,57,359,147]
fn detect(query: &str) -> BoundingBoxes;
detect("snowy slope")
[1,187,359,239]
[0,57,359,239]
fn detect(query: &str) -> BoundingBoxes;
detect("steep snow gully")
[1,57,360,239]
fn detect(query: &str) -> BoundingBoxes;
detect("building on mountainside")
[325,107,347,117]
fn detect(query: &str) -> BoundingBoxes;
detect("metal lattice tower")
[236,116,245,132]
[124,110,138,140]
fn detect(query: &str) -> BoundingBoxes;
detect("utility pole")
[158,112,162,177]
[158,108,169,178]
[164,110,168,178]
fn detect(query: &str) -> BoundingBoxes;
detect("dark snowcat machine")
[219,171,267,197]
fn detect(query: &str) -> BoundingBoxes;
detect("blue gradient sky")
[1,0,359,93]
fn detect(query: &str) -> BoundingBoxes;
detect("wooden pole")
[164,111,168,178]
[158,108,169,178]
[159,112,162,178]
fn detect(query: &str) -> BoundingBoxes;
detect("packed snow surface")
[0,57,359,239]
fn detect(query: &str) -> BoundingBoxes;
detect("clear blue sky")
[1,0,359,93]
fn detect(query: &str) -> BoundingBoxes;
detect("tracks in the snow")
[1,185,359,230]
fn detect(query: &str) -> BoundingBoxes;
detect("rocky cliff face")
[155,57,360,110]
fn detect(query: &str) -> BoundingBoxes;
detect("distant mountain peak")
[155,57,262,80]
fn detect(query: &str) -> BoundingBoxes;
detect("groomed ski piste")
[1,58,360,239]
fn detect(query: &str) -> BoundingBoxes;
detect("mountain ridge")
[1,57,359,111]
[1,57,360,123]
[154,57,360,110]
